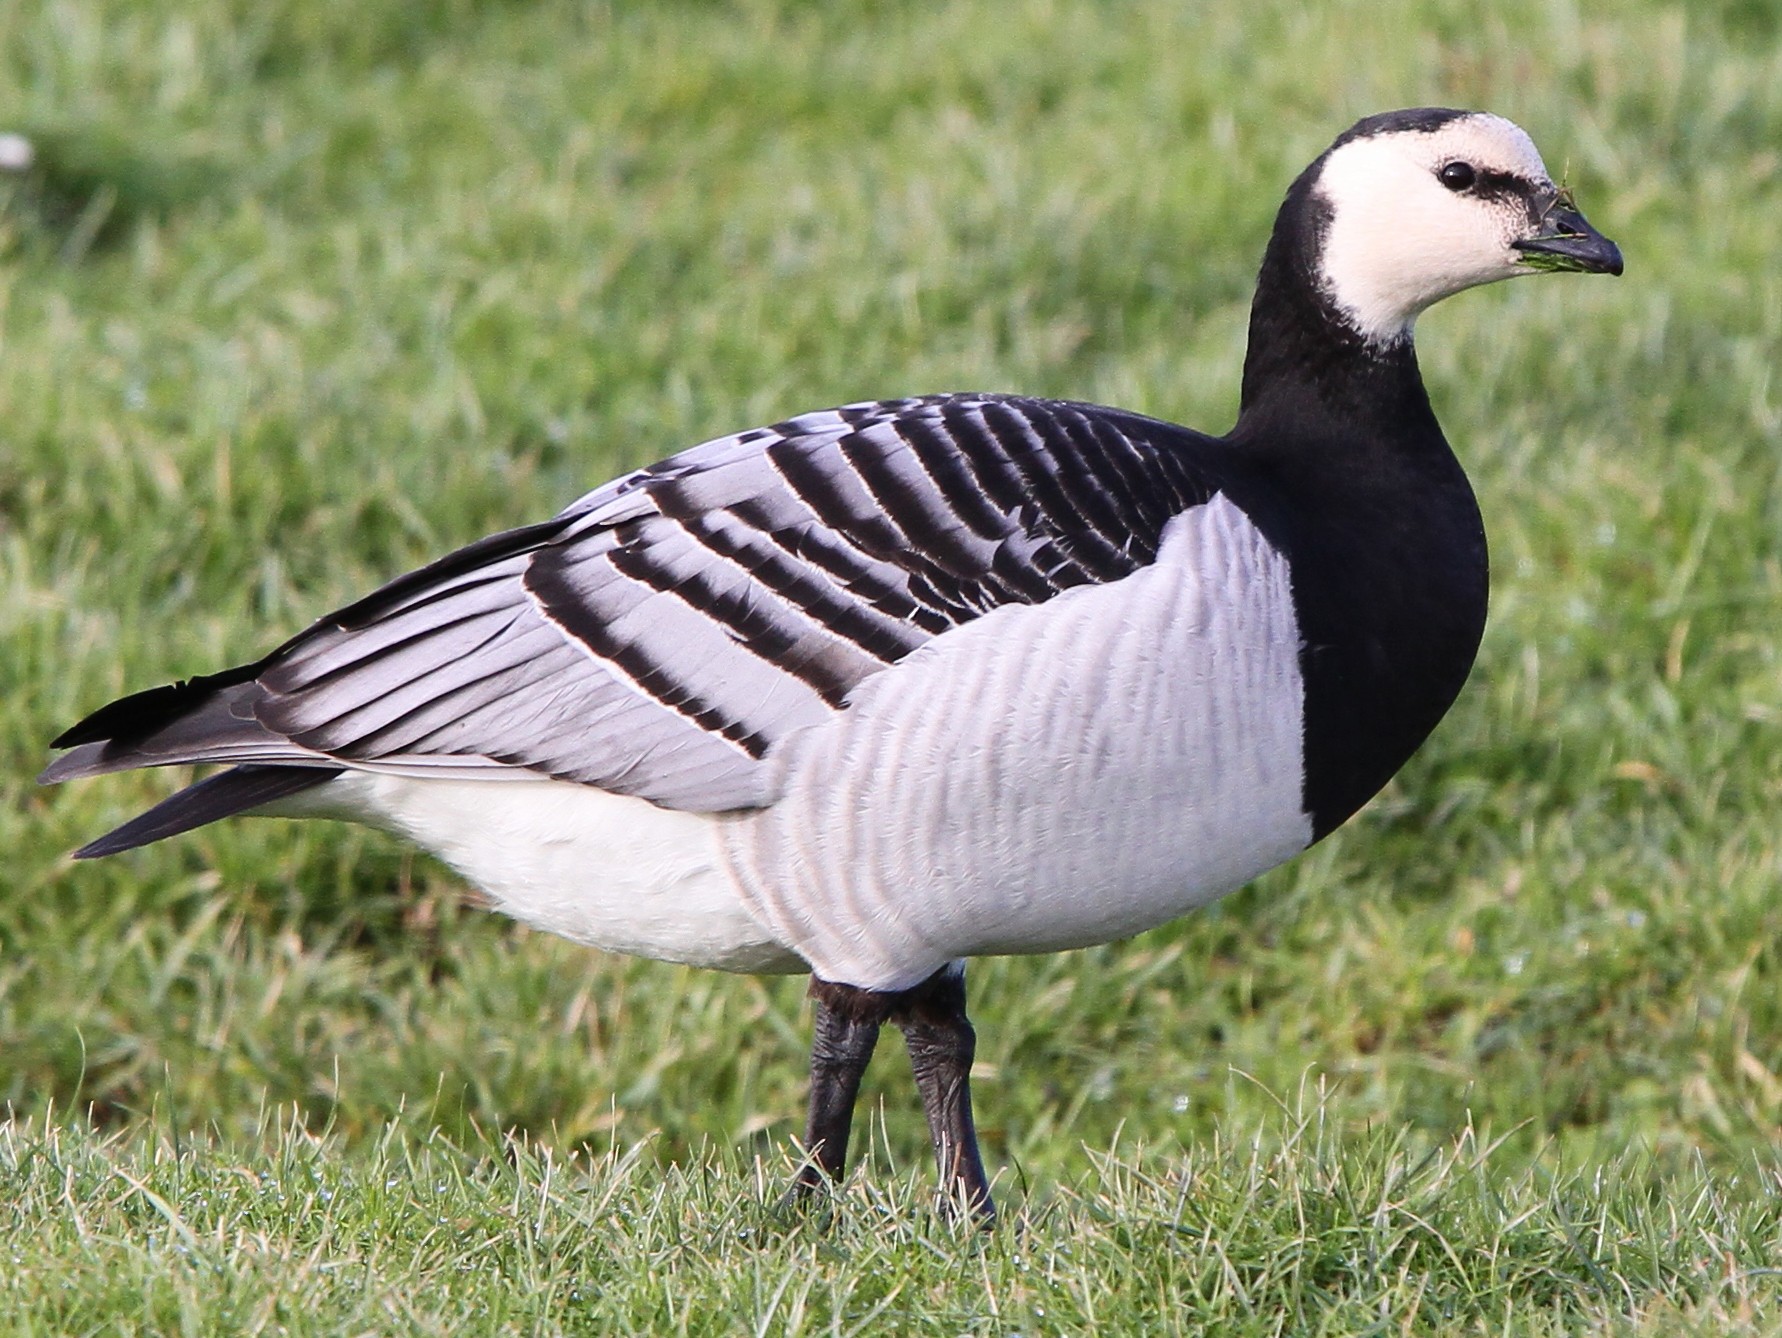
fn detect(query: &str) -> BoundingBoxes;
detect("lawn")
[3,0,1781,1331]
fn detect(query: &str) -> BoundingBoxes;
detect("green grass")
[5,1093,1781,1336]
[3,0,1781,1331]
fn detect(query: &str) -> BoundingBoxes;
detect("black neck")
[1232,164,1441,453]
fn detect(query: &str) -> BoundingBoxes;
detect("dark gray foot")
[788,965,994,1221]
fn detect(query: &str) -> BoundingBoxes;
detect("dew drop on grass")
[0,133,34,171]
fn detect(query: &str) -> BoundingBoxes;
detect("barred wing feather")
[51,395,1212,813]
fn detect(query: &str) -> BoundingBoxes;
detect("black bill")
[1513,197,1624,275]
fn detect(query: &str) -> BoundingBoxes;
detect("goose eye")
[1438,161,1477,192]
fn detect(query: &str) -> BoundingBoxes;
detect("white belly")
[301,771,802,974]
[723,495,1314,990]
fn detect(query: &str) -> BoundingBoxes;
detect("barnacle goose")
[43,109,1621,1218]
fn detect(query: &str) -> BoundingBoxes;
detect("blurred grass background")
[2,0,1781,1330]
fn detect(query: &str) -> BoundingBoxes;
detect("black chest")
[1222,416,1488,839]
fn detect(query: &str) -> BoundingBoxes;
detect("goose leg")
[794,980,883,1195]
[895,964,994,1220]
[792,966,994,1221]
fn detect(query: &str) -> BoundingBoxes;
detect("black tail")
[74,764,342,859]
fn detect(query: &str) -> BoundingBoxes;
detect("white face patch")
[1314,113,1556,346]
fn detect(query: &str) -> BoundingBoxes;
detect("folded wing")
[45,394,1212,823]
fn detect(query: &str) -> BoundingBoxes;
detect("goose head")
[1305,108,1623,347]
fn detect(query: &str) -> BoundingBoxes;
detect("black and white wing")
[45,394,1213,825]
